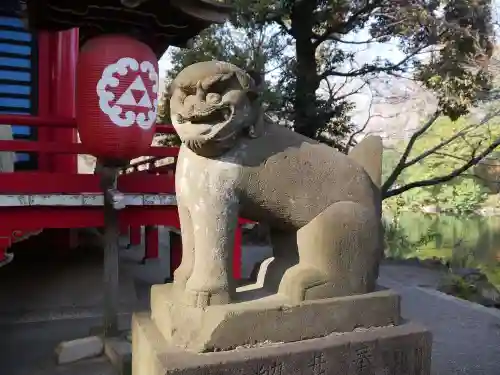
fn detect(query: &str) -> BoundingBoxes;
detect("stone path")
[379,264,500,375]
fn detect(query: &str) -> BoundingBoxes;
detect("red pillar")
[120,223,129,236]
[37,32,52,171]
[233,224,242,280]
[144,225,159,260]
[44,30,80,251]
[130,226,142,246]
[51,29,78,174]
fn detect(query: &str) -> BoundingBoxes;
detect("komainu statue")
[170,61,384,308]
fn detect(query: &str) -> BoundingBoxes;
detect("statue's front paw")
[182,278,232,307]
[182,288,231,308]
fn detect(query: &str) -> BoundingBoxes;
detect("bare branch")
[384,137,500,199]
[319,46,426,80]
[323,34,392,45]
[403,123,479,167]
[347,100,375,148]
[399,108,500,169]
[381,111,441,194]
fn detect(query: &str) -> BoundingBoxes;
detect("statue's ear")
[247,69,263,87]
[244,70,266,138]
[247,109,265,139]
[246,69,264,103]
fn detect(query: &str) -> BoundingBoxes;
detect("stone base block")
[104,337,132,375]
[55,336,104,364]
[132,312,432,375]
[150,283,401,352]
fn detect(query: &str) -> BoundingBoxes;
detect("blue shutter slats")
[0,30,32,42]
[0,12,38,167]
[0,57,31,69]
[0,16,24,29]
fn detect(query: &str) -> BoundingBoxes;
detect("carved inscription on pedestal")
[381,344,428,375]
[382,349,410,375]
[255,362,284,375]
[414,346,424,374]
[353,344,374,375]
[308,352,327,375]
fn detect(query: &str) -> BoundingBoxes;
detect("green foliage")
[385,212,500,289]
[383,211,483,260]
[415,0,494,120]
[161,0,495,150]
[437,179,487,214]
[440,273,478,300]
[383,214,437,258]
[384,112,500,213]
[474,150,500,194]
[382,148,403,186]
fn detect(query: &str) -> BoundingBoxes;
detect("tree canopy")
[158,0,497,200]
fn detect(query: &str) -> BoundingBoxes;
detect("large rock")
[438,268,500,307]
[55,336,103,364]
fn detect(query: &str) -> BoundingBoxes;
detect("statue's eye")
[176,114,185,124]
[173,90,187,106]
[206,93,221,104]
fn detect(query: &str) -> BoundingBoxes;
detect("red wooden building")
[0,1,245,279]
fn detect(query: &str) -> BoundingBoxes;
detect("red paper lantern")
[76,35,158,160]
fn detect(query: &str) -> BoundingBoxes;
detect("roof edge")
[170,0,232,24]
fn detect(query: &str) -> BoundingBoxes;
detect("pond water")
[384,212,500,287]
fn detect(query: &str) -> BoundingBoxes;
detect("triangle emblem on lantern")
[116,76,152,108]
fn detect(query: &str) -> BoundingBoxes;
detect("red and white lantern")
[76,35,158,160]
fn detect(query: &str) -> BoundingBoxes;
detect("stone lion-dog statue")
[169,61,383,308]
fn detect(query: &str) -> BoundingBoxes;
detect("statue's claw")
[182,288,231,308]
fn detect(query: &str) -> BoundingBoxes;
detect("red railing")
[0,115,179,195]
[0,114,176,132]
[0,115,179,158]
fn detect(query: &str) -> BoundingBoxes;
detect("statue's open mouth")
[175,104,239,153]
[183,106,232,127]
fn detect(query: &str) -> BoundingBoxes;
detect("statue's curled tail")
[348,135,383,188]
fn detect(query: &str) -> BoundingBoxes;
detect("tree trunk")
[290,0,320,139]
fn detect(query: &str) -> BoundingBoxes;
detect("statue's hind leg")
[278,201,381,304]
[258,229,299,294]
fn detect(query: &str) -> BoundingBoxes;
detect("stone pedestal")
[132,282,432,375]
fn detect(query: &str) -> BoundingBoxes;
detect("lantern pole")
[97,160,125,337]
